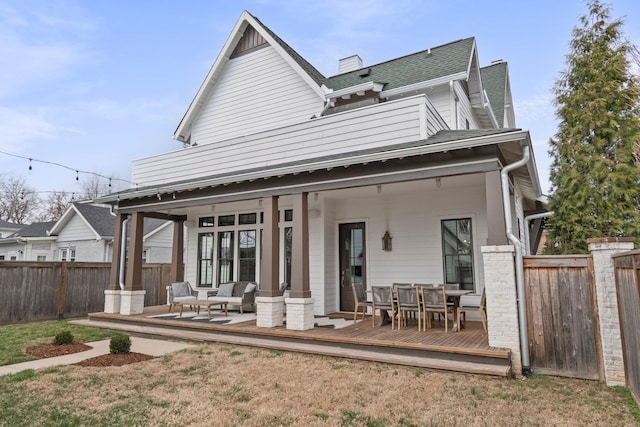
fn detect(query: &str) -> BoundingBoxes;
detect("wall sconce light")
[381,231,392,251]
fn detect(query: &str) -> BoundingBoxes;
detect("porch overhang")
[97,129,541,213]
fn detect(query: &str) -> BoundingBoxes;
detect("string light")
[0,149,138,187]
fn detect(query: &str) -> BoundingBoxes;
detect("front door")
[339,222,366,312]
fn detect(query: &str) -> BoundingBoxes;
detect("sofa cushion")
[208,296,242,304]
[244,283,257,294]
[171,282,192,298]
[232,282,247,297]
[217,282,235,298]
[174,295,197,303]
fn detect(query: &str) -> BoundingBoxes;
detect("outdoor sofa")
[207,281,257,314]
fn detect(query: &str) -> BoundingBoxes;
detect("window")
[217,231,234,284]
[60,248,76,262]
[441,218,474,290]
[238,230,256,281]
[10,256,16,261]
[142,248,150,263]
[284,227,292,290]
[37,255,47,261]
[199,216,214,227]
[218,215,235,226]
[198,233,214,286]
[284,209,293,222]
[0,255,4,260]
[239,213,256,225]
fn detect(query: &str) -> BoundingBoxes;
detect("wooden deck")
[86,305,512,377]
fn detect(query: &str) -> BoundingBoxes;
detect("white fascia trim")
[48,205,76,235]
[326,82,384,99]
[380,71,468,98]
[483,90,500,128]
[102,130,530,203]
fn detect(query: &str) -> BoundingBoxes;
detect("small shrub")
[109,334,131,354]
[53,331,74,345]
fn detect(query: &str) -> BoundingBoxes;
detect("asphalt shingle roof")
[10,221,56,238]
[324,38,475,92]
[73,203,115,237]
[0,219,19,229]
[480,62,508,128]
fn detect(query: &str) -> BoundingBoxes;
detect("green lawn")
[0,319,117,366]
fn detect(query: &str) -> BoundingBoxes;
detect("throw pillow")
[217,282,235,298]
[244,283,257,294]
[171,282,190,298]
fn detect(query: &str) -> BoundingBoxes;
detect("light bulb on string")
[75,171,79,181]
[28,159,32,171]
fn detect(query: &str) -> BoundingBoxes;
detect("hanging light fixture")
[381,231,392,251]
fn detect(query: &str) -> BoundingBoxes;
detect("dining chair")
[421,286,454,332]
[371,286,396,329]
[392,282,412,288]
[351,282,372,321]
[394,286,422,330]
[457,287,487,332]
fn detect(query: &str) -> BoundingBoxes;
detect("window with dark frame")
[238,230,256,281]
[218,215,235,226]
[199,216,214,227]
[217,231,234,284]
[198,233,214,287]
[441,218,474,291]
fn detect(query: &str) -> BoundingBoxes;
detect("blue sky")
[1,0,639,198]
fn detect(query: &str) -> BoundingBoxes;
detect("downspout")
[524,211,554,256]
[500,145,532,377]
[118,217,129,291]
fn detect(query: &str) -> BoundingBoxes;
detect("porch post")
[120,212,146,315]
[256,196,284,327]
[587,237,634,386]
[169,219,185,283]
[104,213,126,313]
[485,170,507,245]
[286,192,314,330]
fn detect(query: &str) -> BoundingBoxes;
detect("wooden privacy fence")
[523,255,602,380]
[612,251,640,403]
[0,262,171,323]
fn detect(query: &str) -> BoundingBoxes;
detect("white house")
[0,203,176,263]
[0,219,20,239]
[98,11,545,327]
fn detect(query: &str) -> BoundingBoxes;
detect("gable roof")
[49,203,115,239]
[324,38,475,92]
[0,219,19,229]
[481,61,509,128]
[174,10,327,143]
[9,221,57,238]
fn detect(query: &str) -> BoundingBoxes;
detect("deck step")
[72,318,511,377]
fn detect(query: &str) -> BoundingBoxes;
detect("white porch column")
[587,237,634,386]
[481,245,521,375]
[104,290,121,314]
[284,297,315,330]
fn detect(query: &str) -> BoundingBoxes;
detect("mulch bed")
[24,342,156,367]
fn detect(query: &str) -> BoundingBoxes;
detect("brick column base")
[119,290,146,315]
[256,296,285,327]
[104,289,121,314]
[285,297,315,330]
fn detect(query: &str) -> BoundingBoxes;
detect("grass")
[0,319,119,366]
[0,334,638,426]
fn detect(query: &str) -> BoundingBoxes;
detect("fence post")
[57,262,67,319]
[481,245,521,376]
[587,237,635,386]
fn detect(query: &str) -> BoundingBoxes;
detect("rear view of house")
[98,11,544,331]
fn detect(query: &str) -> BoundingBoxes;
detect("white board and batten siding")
[190,45,323,146]
[132,95,443,187]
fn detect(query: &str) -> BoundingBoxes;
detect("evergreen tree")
[546,0,640,254]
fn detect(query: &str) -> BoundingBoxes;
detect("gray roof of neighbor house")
[72,203,168,237]
[323,38,475,92]
[9,221,57,238]
[0,219,19,229]
[481,62,508,127]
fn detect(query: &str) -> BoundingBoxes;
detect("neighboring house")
[0,221,57,261]
[0,203,175,263]
[98,11,545,324]
[0,219,20,239]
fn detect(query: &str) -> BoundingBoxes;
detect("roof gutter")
[118,217,129,291]
[500,145,532,377]
[380,71,468,98]
[524,211,554,256]
[325,81,384,100]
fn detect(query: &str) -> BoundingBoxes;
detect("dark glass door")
[339,222,366,312]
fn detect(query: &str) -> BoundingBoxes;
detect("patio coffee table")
[178,300,228,319]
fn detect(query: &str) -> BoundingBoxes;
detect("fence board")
[0,261,171,323]
[524,256,601,379]
[613,251,640,404]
